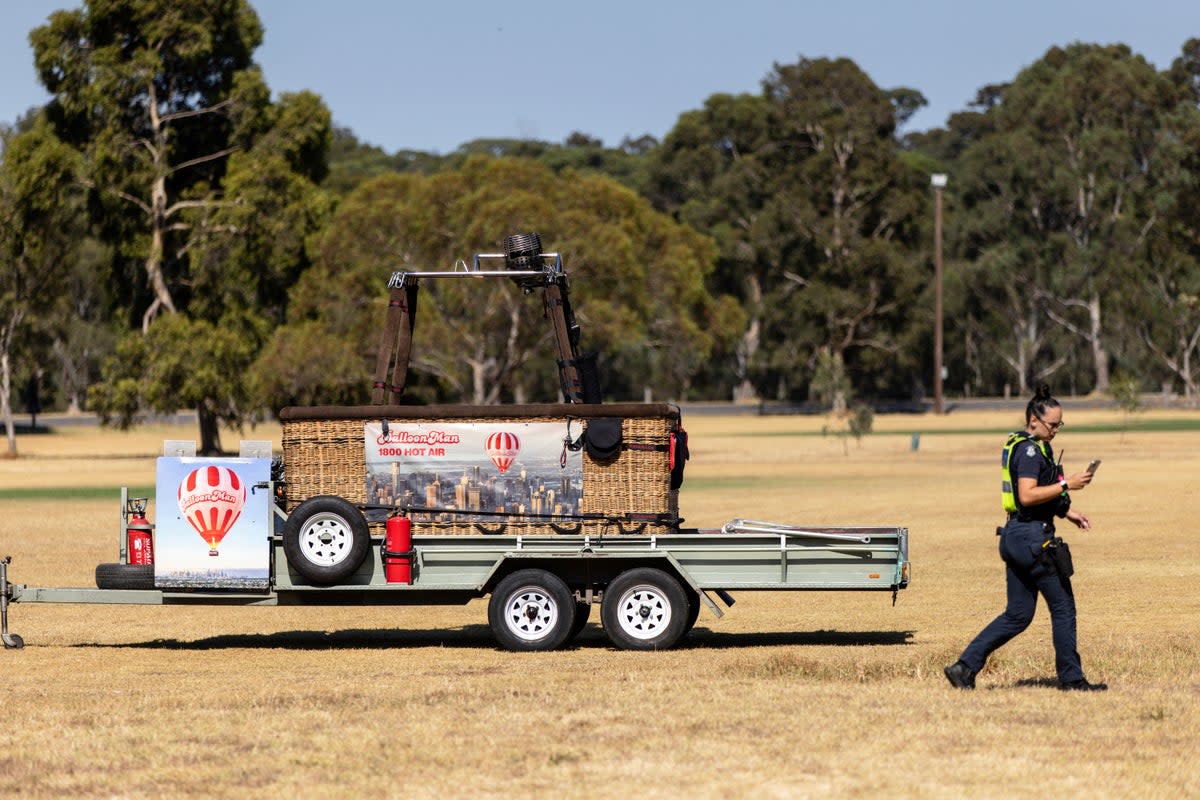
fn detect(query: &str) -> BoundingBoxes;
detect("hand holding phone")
[1086,459,1101,474]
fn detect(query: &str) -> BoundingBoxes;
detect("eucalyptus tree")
[755,59,927,400]
[0,118,83,455]
[30,1,333,453]
[1123,40,1200,401]
[647,59,928,401]
[31,0,268,333]
[86,87,333,454]
[951,44,1182,394]
[646,91,781,399]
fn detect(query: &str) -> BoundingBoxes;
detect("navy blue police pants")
[958,522,1083,683]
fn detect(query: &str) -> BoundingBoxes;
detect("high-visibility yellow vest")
[1001,431,1051,514]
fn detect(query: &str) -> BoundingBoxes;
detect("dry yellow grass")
[1,409,1198,798]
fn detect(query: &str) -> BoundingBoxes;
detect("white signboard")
[364,422,583,523]
[154,457,272,590]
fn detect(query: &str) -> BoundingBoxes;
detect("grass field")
[1,408,1198,798]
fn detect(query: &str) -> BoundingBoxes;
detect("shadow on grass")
[0,423,51,436]
[77,625,499,651]
[72,625,915,651]
[681,627,916,648]
[1011,676,1061,689]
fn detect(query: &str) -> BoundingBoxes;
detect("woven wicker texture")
[282,410,678,534]
[578,416,676,517]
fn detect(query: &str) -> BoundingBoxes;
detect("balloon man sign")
[177,465,247,557]
[363,422,583,524]
[155,456,271,590]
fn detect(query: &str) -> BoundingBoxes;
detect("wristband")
[1058,478,1069,495]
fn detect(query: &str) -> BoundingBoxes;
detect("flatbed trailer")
[1,509,908,652]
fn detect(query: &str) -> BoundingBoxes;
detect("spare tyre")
[283,495,370,585]
[95,563,155,590]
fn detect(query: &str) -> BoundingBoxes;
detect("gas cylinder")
[384,515,412,584]
[126,498,154,566]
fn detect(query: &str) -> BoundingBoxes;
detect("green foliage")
[258,157,735,406]
[90,312,265,453]
[1109,372,1142,413]
[813,348,868,454]
[646,60,928,402]
[322,130,657,199]
[848,404,874,442]
[933,43,1195,397]
[32,0,267,329]
[1107,370,1143,441]
[0,114,86,453]
[28,0,334,449]
[810,348,851,411]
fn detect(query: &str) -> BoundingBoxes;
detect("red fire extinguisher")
[383,514,412,584]
[126,497,154,566]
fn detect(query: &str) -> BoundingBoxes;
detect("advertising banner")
[154,457,272,590]
[364,422,583,523]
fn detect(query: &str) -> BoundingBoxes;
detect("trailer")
[0,234,910,652]
[1,497,908,652]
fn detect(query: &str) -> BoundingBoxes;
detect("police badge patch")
[1025,444,1037,457]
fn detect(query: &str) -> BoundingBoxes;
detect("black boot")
[944,661,976,689]
[1059,678,1108,692]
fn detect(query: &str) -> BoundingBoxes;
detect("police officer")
[944,384,1107,691]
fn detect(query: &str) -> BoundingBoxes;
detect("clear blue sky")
[2,1,1197,154]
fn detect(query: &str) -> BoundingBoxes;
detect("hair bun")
[1035,384,1052,401]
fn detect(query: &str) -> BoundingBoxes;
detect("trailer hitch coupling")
[1,556,25,650]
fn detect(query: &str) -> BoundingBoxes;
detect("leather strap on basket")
[371,280,419,404]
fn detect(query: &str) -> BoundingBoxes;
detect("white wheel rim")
[614,584,672,640]
[502,585,560,642]
[299,512,354,566]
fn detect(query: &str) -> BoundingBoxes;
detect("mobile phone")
[1086,459,1102,474]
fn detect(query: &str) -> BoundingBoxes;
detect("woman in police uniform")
[944,384,1107,691]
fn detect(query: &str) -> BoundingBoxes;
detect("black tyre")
[683,590,702,634]
[283,496,370,585]
[569,600,592,641]
[488,569,574,652]
[601,567,689,651]
[95,563,155,590]
[2,633,25,650]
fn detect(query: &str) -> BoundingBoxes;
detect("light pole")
[931,173,947,415]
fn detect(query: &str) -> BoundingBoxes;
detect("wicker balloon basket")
[279,403,683,536]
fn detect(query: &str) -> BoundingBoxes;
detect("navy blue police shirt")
[1011,438,1059,523]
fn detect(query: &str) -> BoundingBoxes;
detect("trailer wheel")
[569,600,592,641]
[601,568,688,651]
[283,496,370,585]
[488,569,574,652]
[684,590,702,633]
[95,563,155,590]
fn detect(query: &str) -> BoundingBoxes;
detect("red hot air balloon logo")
[177,465,247,556]
[485,431,521,474]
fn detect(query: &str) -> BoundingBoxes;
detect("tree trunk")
[1088,293,1109,393]
[732,275,763,403]
[1,308,23,456]
[1,349,15,457]
[469,344,487,405]
[198,405,223,456]
[141,174,176,333]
